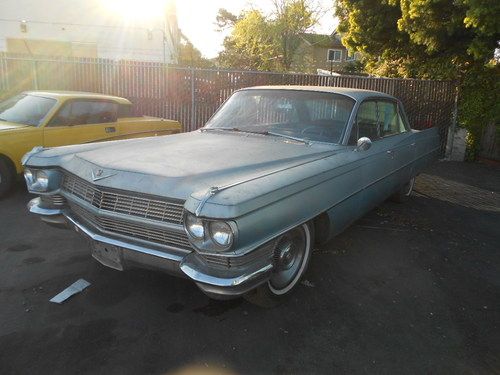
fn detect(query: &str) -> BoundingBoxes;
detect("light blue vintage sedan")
[24,86,440,305]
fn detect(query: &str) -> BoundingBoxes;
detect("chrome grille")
[71,204,191,250]
[61,172,184,224]
[202,241,275,268]
[41,194,67,207]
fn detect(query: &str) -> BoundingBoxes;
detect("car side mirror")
[356,137,372,151]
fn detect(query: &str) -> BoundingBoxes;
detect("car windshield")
[0,94,57,126]
[205,89,355,144]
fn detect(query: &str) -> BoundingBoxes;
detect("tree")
[336,0,499,158]
[215,8,240,31]
[217,0,320,71]
[218,10,277,71]
[178,38,214,68]
[271,0,319,70]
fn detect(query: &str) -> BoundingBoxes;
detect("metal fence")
[0,53,458,150]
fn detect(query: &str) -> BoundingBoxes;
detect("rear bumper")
[28,198,274,299]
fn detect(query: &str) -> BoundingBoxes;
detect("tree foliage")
[178,39,214,68]
[336,0,500,156]
[218,10,277,70]
[215,8,240,31]
[217,0,320,71]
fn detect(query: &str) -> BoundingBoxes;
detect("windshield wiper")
[265,131,311,145]
[201,127,310,145]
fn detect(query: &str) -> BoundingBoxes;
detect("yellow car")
[0,91,182,197]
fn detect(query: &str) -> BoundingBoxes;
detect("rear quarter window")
[118,104,132,118]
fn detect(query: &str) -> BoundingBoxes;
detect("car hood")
[0,121,30,131]
[26,131,348,217]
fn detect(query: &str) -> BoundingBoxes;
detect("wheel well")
[0,154,16,176]
[313,212,331,245]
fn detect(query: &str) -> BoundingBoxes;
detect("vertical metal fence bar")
[0,53,457,151]
[190,67,196,131]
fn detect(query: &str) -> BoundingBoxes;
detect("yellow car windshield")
[0,94,56,126]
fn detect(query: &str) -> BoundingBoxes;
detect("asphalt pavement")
[0,161,499,375]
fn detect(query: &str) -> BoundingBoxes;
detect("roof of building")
[299,33,344,48]
[24,90,132,105]
[242,85,395,101]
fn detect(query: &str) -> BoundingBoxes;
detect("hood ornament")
[91,169,116,182]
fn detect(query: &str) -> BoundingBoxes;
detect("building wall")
[0,0,178,62]
[292,41,358,73]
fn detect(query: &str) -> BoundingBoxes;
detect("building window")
[327,49,342,62]
[346,51,355,61]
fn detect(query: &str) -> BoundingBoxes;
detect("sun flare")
[101,0,168,21]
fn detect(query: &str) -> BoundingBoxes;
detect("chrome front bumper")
[28,198,273,299]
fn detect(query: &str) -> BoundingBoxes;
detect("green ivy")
[458,63,500,159]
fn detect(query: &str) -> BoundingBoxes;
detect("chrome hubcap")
[277,242,295,270]
[405,177,415,196]
[270,226,307,293]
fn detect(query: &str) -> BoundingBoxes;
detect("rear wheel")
[244,222,313,307]
[391,176,415,203]
[0,158,14,198]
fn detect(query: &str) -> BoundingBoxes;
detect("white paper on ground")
[49,279,91,304]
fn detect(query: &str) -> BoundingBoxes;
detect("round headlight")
[185,214,204,239]
[209,221,233,247]
[24,168,34,185]
[25,169,50,192]
[35,170,49,190]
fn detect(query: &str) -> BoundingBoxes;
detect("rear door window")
[349,100,407,144]
[378,101,406,137]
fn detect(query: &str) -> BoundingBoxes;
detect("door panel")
[351,99,414,215]
[357,139,396,213]
[413,127,440,173]
[377,100,416,186]
[43,122,117,147]
[390,132,416,187]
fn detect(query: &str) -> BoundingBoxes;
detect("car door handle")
[410,142,416,147]
[105,126,116,133]
[386,150,394,154]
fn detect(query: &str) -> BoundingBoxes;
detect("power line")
[0,18,154,32]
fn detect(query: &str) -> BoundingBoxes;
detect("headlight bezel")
[183,212,237,252]
[24,168,61,193]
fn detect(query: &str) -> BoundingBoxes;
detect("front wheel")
[0,158,14,198]
[391,176,415,203]
[244,222,313,307]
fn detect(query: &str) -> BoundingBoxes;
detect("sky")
[176,0,338,58]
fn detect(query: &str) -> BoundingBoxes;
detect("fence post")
[446,85,459,159]
[32,59,39,90]
[190,67,196,131]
